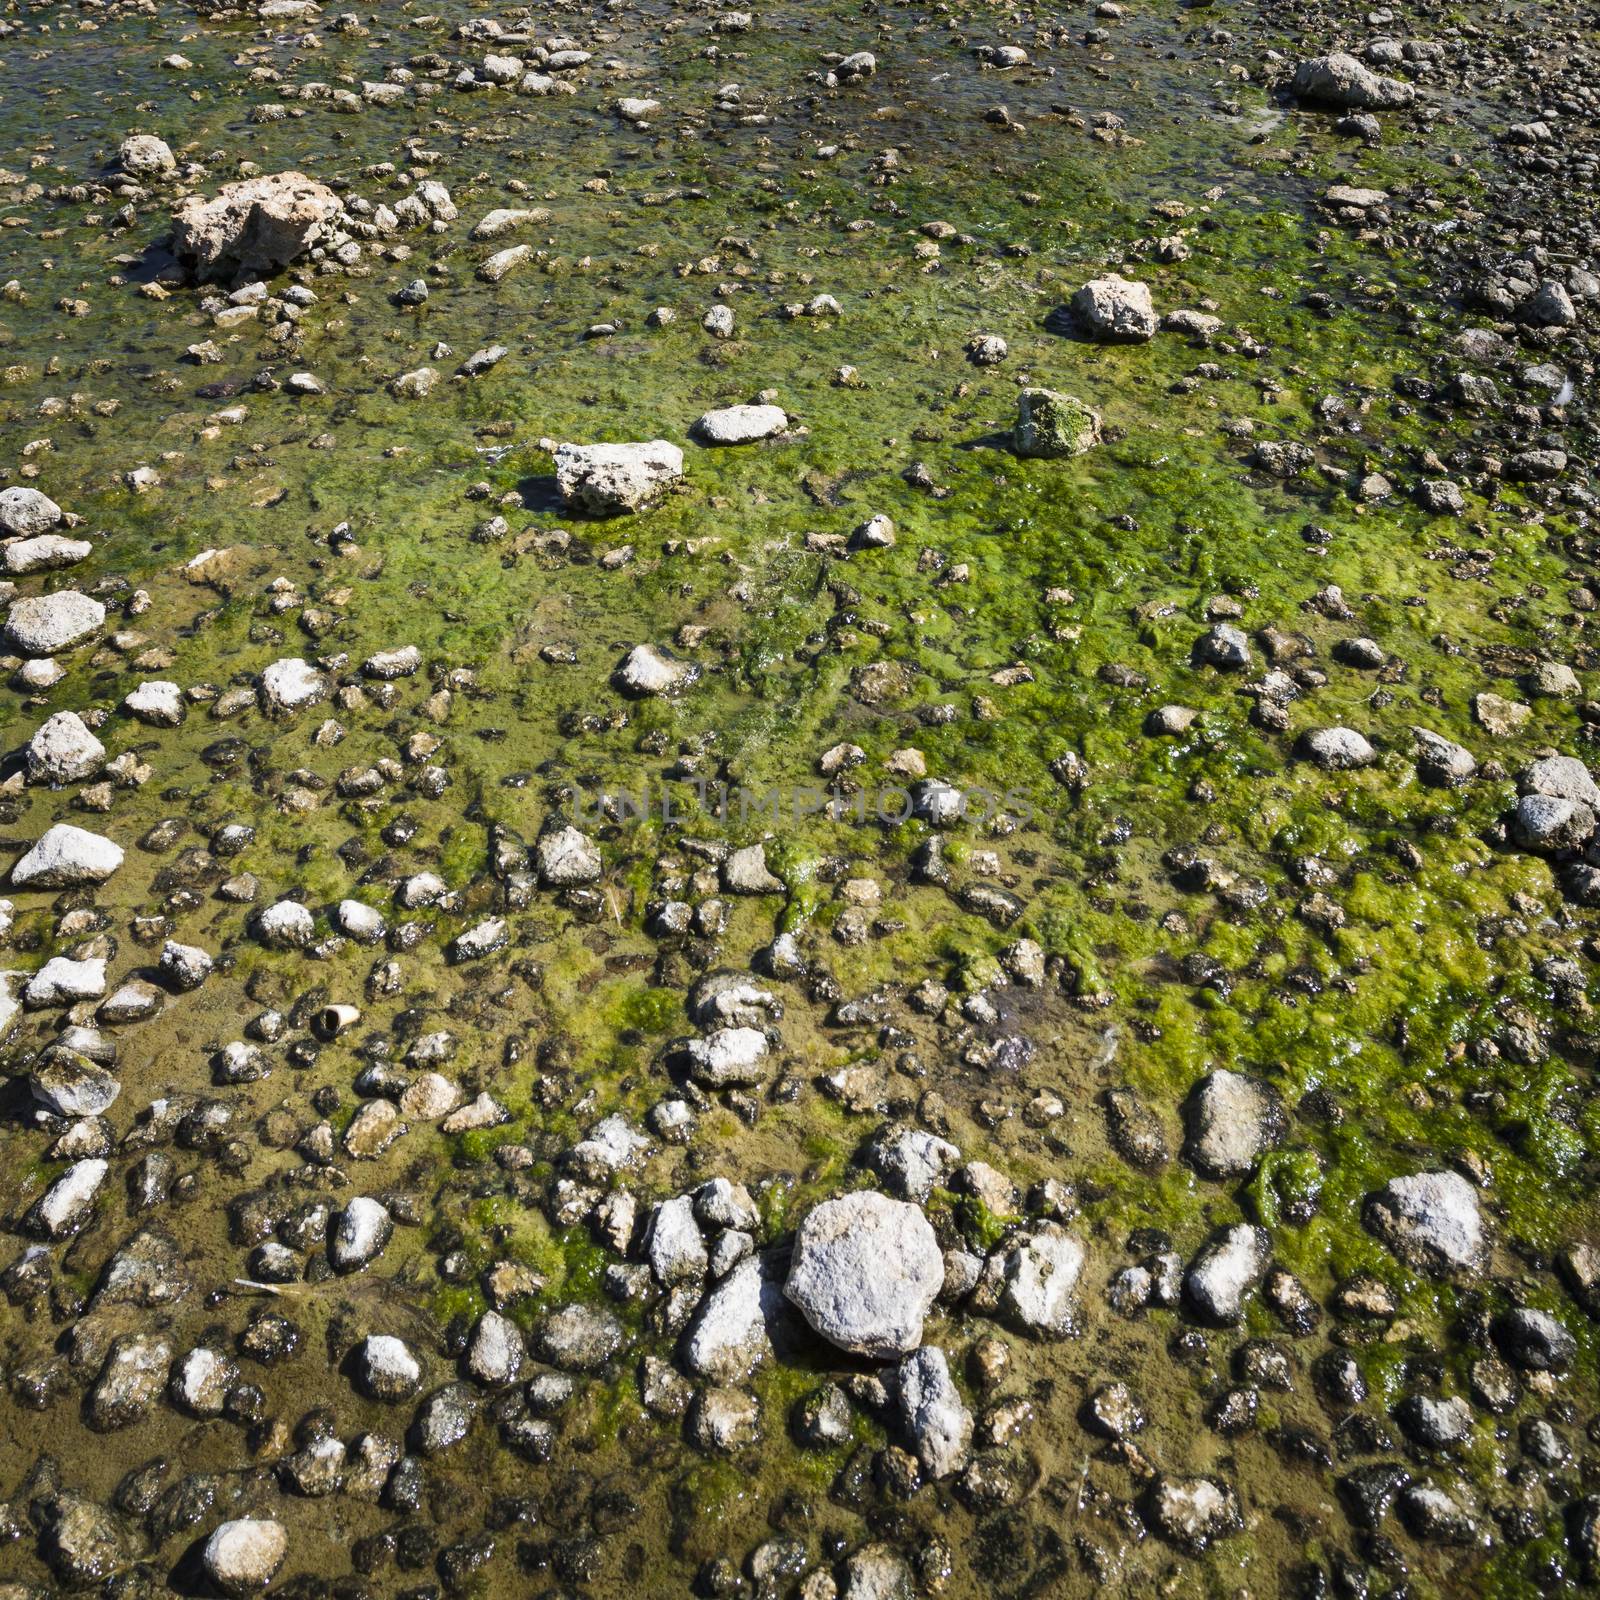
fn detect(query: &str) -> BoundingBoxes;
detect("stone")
[172,172,341,281]
[536,1304,625,1370]
[693,403,789,444]
[4,533,92,573]
[466,1310,525,1386]
[0,485,64,536]
[647,1194,708,1286]
[553,440,684,514]
[868,1126,961,1202]
[685,1026,769,1087]
[259,657,328,714]
[332,1197,393,1272]
[536,824,602,885]
[11,823,123,887]
[25,955,108,1007]
[1001,1224,1086,1336]
[1012,388,1102,457]
[1298,726,1376,770]
[1364,1171,1485,1275]
[47,1497,128,1587]
[31,1051,120,1117]
[22,1161,100,1246]
[256,899,314,948]
[201,1519,289,1596]
[682,1256,783,1381]
[4,590,105,655]
[1184,1224,1271,1324]
[841,1544,912,1600]
[1184,1069,1286,1178]
[119,133,175,174]
[1144,1475,1241,1554]
[89,1333,171,1429]
[784,1190,944,1357]
[1290,52,1415,110]
[615,642,697,695]
[124,679,185,726]
[171,1347,237,1416]
[1071,274,1157,341]
[893,1346,972,1478]
[688,1386,762,1452]
[25,711,106,784]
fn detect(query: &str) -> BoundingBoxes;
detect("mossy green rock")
[1012,388,1103,458]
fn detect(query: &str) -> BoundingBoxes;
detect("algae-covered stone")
[1013,388,1102,458]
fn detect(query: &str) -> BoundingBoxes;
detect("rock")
[553,440,684,514]
[160,939,212,991]
[536,824,602,885]
[1398,1482,1476,1544]
[4,589,105,654]
[172,172,341,281]
[12,824,123,888]
[1001,1224,1086,1335]
[688,1386,762,1452]
[724,841,785,893]
[410,1384,478,1455]
[1364,1170,1485,1275]
[1194,622,1251,669]
[1522,755,1600,808]
[1395,1393,1474,1447]
[536,1304,625,1370]
[647,1194,708,1286]
[1184,1069,1286,1178]
[31,1051,120,1117]
[124,679,185,726]
[4,533,92,573]
[356,1335,423,1401]
[685,1026,769,1087]
[682,1256,783,1381]
[259,657,328,714]
[615,642,697,696]
[868,1126,961,1202]
[1012,388,1102,457]
[466,1310,525,1386]
[1493,1307,1576,1372]
[1070,274,1157,341]
[1104,1087,1170,1170]
[256,899,314,949]
[1290,52,1415,110]
[1298,726,1376,770]
[841,1544,912,1600]
[47,1497,128,1586]
[1512,793,1595,853]
[693,403,788,444]
[1184,1224,1271,1324]
[1144,1475,1241,1554]
[25,955,108,1007]
[201,1519,289,1596]
[0,485,64,535]
[1411,727,1476,787]
[332,1196,393,1272]
[893,1346,972,1478]
[171,1347,237,1416]
[119,133,175,175]
[25,1157,107,1236]
[25,710,106,783]
[784,1190,944,1357]
[89,1332,171,1428]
